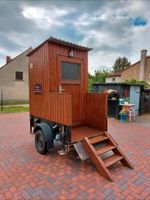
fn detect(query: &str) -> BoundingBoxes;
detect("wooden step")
[103,154,123,168]
[81,132,133,181]
[96,144,116,155]
[89,134,108,145]
[82,137,113,181]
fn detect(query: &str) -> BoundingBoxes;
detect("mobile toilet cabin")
[28,37,132,181]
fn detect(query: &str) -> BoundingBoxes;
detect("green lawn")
[3,100,29,105]
[0,106,29,113]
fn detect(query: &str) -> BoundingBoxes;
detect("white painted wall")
[0,48,32,101]
[106,76,121,83]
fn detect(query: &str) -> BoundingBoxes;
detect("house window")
[15,71,23,80]
[112,77,116,82]
[61,61,80,80]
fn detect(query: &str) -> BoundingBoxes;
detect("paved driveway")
[134,114,150,128]
[0,113,150,199]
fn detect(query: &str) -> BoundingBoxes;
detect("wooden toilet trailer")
[28,37,133,181]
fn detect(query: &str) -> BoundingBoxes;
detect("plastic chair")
[128,105,136,122]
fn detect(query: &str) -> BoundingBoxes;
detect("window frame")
[112,77,116,82]
[15,71,23,81]
[58,56,83,86]
[61,61,81,84]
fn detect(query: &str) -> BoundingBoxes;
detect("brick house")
[106,49,150,84]
[0,48,32,101]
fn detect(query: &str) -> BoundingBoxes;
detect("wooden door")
[58,56,83,125]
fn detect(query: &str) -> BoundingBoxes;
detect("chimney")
[6,56,11,64]
[139,49,147,81]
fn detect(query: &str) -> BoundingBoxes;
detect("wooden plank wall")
[86,93,108,131]
[46,93,72,125]
[44,93,72,126]
[29,42,49,120]
[48,43,88,124]
[30,92,72,126]
[48,43,88,94]
[29,43,72,126]
[29,42,88,125]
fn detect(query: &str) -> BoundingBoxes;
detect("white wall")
[106,76,121,83]
[0,48,31,101]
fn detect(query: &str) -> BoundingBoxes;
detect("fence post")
[1,90,3,111]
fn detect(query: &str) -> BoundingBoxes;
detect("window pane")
[61,62,80,80]
[16,71,23,80]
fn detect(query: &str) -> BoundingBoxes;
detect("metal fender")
[34,122,54,150]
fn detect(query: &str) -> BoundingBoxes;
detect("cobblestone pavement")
[0,113,150,200]
[134,114,150,127]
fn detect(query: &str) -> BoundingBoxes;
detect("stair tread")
[82,133,133,181]
[103,154,124,168]
[96,144,116,155]
[89,134,108,144]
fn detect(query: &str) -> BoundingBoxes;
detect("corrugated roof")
[27,36,93,56]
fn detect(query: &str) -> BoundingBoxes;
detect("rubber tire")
[35,130,47,154]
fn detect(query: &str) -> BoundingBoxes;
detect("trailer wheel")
[35,130,47,154]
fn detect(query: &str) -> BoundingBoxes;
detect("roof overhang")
[106,73,121,78]
[27,37,93,56]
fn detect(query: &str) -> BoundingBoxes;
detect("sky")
[0,0,150,74]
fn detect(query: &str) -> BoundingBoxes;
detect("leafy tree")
[88,73,94,91]
[88,78,93,91]
[113,57,130,72]
[88,68,111,90]
[125,79,149,88]
[88,73,94,80]
[93,69,110,83]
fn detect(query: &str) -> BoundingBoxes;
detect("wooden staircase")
[82,132,133,181]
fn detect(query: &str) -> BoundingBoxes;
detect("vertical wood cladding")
[29,43,49,120]
[29,42,87,126]
[86,93,108,131]
[29,39,107,131]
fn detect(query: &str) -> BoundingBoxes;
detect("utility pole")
[1,90,3,111]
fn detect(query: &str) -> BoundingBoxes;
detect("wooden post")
[1,90,3,112]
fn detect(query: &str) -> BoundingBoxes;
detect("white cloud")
[1,0,150,74]
[22,6,71,30]
[7,32,31,47]
[0,47,9,56]
[70,0,150,73]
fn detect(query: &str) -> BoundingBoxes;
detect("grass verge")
[2,100,29,106]
[0,106,29,113]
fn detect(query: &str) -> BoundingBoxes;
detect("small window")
[61,61,80,81]
[112,77,116,82]
[15,71,23,80]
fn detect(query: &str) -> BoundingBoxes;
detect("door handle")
[59,85,65,93]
